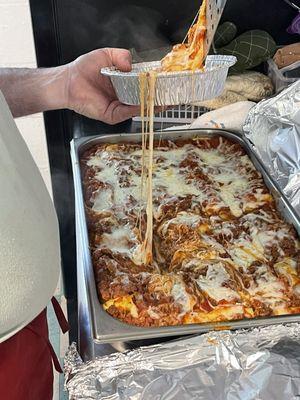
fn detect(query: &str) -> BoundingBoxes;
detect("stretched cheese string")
[144,71,156,264]
[182,8,200,44]
[139,71,156,265]
[137,1,207,264]
[138,73,146,234]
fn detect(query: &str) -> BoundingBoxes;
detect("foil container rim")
[101,55,237,78]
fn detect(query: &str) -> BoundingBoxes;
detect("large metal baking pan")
[71,129,300,344]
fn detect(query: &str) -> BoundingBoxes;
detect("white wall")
[0,0,52,194]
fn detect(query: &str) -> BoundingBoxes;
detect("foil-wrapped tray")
[71,129,300,346]
[244,80,300,217]
[101,55,236,106]
[65,323,300,400]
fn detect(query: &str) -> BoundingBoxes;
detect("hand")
[65,48,140,124]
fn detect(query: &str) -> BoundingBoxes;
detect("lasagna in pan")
[81,136,300,327]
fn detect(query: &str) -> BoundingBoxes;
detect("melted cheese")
[196,263,239,302]
[101,225,139,257]
[147,307,160,319]
[209,167,252,217]
[171,280,194,314]
[251,229,277,251]
[233,225,293,267]
[154,165,206,198]
[88,138,279,276]
[169,212,202,226]
[90,142,265,221]
[86,155,105,168]
[240,155,256,170]
[92,161,142,213]
[92,187,113,212]
[242,210,275,224]
[274,258,299,287]
[160,212,202,235]
[197,148,226,166]
[137,71,157,265]
[247,265,286,302]
[229,238,266,270]
[244,191,273,212]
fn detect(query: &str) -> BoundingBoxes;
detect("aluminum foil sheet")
[101,55,236,106]
[244,81,300,216]
[65,323,300,399]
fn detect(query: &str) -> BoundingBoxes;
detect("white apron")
[0,91,60,342]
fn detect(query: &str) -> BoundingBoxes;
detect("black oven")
[29,0,299,341]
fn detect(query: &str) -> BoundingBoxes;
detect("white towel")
[163,101,255,133]
[190,101,256,132]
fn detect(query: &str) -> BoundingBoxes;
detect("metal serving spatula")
[205,0,228,57]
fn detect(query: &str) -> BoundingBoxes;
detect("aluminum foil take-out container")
[101,55,237,106]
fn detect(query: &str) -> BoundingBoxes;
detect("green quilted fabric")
[217,29,277,73]
[214,22,237,48]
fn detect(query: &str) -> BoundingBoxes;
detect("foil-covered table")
[65,324,300,399]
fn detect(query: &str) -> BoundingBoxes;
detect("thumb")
[105,48,132,72]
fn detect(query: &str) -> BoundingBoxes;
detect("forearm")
[0,66,69,117]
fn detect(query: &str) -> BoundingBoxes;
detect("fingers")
[103,102,172,124]
[154,106,170,113]
[104,100,140,124]
[105,48,132,72]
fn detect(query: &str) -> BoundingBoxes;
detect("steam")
[58,0,200,63]
[100,5,170,52]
